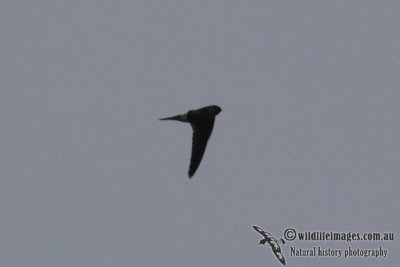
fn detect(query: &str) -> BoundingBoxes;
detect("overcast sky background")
[1,1,399,266]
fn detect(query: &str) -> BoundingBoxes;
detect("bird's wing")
[253,226,273,239]
[188,119,215,178]
[253,226,266,236]
[254,226,286,265]
[271,242,286,265]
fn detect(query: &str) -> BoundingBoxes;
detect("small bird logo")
[253,225,286,265]
[160,105,222,178]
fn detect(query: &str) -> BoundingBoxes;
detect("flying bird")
[160,105,222,178]
[253,225,286,266]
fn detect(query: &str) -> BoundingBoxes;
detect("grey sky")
[1,1,399,266]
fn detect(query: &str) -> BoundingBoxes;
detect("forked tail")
[159,114,188,122]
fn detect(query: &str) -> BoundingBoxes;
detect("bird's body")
[253,226,286,265]
[160,105,222,178]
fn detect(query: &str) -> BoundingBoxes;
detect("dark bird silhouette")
[160,105,222,178]
[253,225,286,265]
